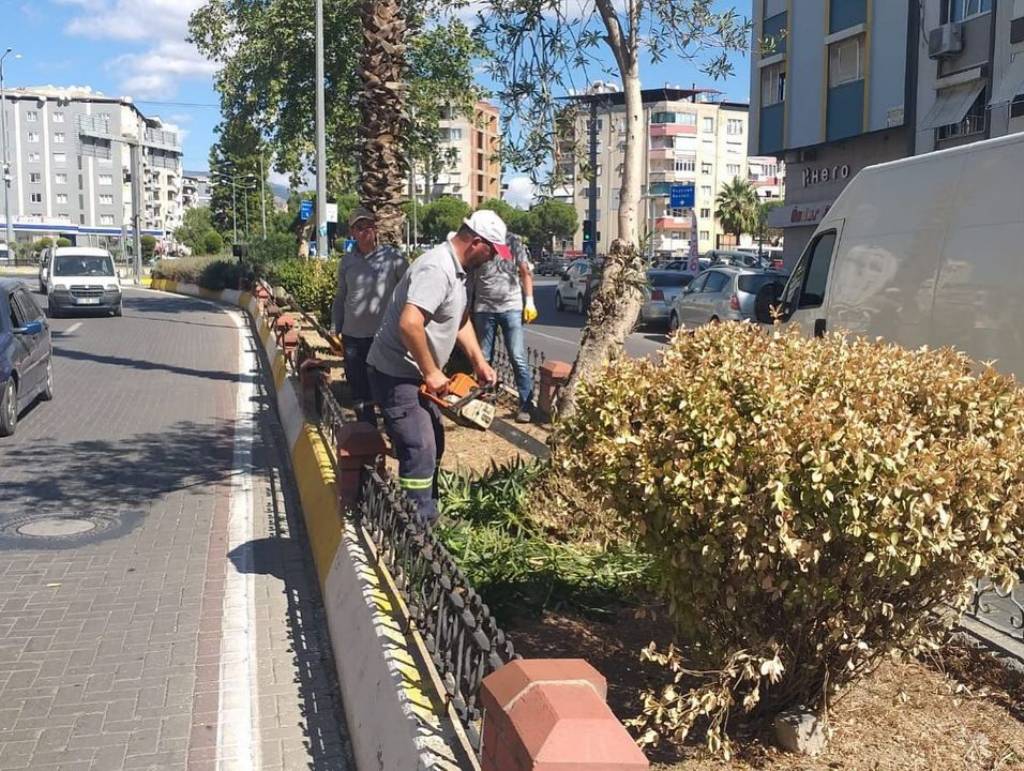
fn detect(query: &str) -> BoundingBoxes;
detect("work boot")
[515,408,532,424]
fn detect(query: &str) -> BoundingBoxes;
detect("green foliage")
[203,230,225,255]
[715,178,759,240]
[755,199,784,244]
[435,459,657,618]
[199,259,246,291]
[420,197,471,243]
[141,235,157,263]
[55,238,72,248]
[527,199,577,252]
[247,233,297,266]
[175,207,224,255]
[556,323,1024,753]
[32,238,54,252]
[152,256,242,291]
[261,258,337,324]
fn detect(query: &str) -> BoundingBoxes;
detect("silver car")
[639,270,693,328]
[669,266,789,332]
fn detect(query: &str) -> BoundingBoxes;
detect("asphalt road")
[523,277,668,363]
[0,280,351,769]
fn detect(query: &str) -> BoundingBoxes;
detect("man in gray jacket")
[332,207,407,424]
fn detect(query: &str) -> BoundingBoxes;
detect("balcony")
[650,123,697,137]
[655,216,692,231]
[648,148,675,160]
[650,169,697,184]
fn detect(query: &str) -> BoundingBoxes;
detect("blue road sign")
[299,199,314,221]
[670,184,695,209]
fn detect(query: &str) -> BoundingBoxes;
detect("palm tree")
[358,0,409,245]
[715,178,759,245]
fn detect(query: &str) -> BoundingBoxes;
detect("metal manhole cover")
[18,517,97,536]
[1,512,121,546]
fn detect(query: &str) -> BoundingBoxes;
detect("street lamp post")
[314,0,328,259]
[258,155,267,239]
[0,49,22,250]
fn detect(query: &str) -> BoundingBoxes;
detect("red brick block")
[335,423,387,509]
[480,659,648,771]
[537,361,572,422]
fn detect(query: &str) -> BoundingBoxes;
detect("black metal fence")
[489,336,545,403]
[309,367,517,750]
[966,575,1024,644]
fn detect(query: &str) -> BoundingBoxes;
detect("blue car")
[1,279,54,437]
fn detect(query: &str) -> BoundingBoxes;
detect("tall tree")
[477,1,749,417]
[715,177,759,244]
[529,199,578,255]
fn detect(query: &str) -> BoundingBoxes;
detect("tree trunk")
[357,0,408,246]
[557,35,646,421]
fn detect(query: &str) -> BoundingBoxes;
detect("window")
[28,152,40,162]
[14,289,43,323]
[53,152,66,164]
[701,162,713,175]
[30,193,42,203]
[26,111,37,123]
[727,164,742,177]
[56,193,68,204]
[829,35,864,88]
[98,174,112,186]
[55,173,67,185]
[944,0,992,22]
[53,132,65,144]
[651,111,696,126]
[700,207,711,218]
[29,172,41,183]
[674,158,696,172]
[100,214,115,226]
[784,231,837,310]
[688,273,709,293]
[52,112,65,123]
[703,272,730,293]
[27,131,39,143]
[702,117,715,133]
[727,119,744,135]
[700,230,710,241]
[761,63,786,106]
[700,185,713,199]
[938,89,987,140]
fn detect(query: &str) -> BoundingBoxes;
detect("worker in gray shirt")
[367,210,507,523]
[332,206,407,424]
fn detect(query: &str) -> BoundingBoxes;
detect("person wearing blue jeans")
[470,232,536,423]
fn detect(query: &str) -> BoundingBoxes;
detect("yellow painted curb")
[291,425,342,593]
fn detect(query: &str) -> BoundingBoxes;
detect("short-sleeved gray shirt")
[368,239,468,380]
[470,233,530,313]
[331,245,407,338]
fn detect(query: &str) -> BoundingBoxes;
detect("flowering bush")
[556,323,1024,752]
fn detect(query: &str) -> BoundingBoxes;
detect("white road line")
[218,308,260,771]
[524,328,579,345]
[64,322,82,335]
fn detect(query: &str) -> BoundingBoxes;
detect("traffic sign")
[299,199,314,221]
[670,184,695,209]
[325,203,338,224]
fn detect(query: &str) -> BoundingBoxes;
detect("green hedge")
[261,258,337,324]
[152,257,246,292]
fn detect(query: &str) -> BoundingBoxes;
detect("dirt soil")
[438,402,551,476]
[508,605,1024,770]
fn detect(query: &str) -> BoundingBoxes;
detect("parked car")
[757,131,1024,380]
[669,266,789,332]
[640,270,694,328]
[536,256,569,276]
[44,247,122,317]
[1,279,54,436]
[555,258,604,313]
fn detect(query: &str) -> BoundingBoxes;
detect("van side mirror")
[754,283,786,324]
[15,320,44,336]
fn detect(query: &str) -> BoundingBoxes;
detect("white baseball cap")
[464,210,512,260]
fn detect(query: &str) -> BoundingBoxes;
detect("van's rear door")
[780,220,844,338]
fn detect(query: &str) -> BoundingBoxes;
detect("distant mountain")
[270,181,291,201]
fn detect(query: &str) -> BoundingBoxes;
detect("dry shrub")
[554,323,1024,754]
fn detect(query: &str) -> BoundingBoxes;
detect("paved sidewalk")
[0,287,351,769]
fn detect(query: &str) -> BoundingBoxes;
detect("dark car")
[1,280,54,436]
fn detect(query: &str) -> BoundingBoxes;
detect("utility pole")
[587,100,598,259]
[0,49,20,250]
[258,154,267,239]
[314,0,328,259]
[128,140,144,285]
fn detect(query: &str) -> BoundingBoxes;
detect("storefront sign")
[801,164,851,188]
[767,199,834,229]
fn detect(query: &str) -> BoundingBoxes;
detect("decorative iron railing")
[356,470,517,749]
[489,338,545,403]
[966,575,1024,644]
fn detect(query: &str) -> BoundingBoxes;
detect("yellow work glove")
[523,297,538,324]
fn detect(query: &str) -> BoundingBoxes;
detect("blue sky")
[2,0,752,195]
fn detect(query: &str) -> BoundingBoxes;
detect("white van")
[759,132,1024,379]
[44,247,123,318]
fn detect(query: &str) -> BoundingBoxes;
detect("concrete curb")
[150,278,473,770]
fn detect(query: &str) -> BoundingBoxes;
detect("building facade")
[750,0,1024,268]
[0,86,183,246]
[182,171,213,210]
[415,101,501,209]
[560,86,785,258]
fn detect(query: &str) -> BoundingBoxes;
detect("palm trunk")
[557,17,646,421]
[357,0,408,245]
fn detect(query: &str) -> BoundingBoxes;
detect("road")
[0,280,352,769]
[524,277,668,363]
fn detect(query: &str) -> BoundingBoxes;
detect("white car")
[45,247,123,318]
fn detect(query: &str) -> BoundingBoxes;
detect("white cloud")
[59,0,212,99]
[503,176,536,210]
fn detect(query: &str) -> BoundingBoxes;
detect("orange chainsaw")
[419,372,498,430]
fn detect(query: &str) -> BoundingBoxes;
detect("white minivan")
[44,247,123,318]
[759,132,1024,379]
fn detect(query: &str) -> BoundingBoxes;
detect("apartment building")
[750,0,1024,268]
[182,171,213,210]
[561,85,784,257]
[0,86,183,245]
[416,100,501,209]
